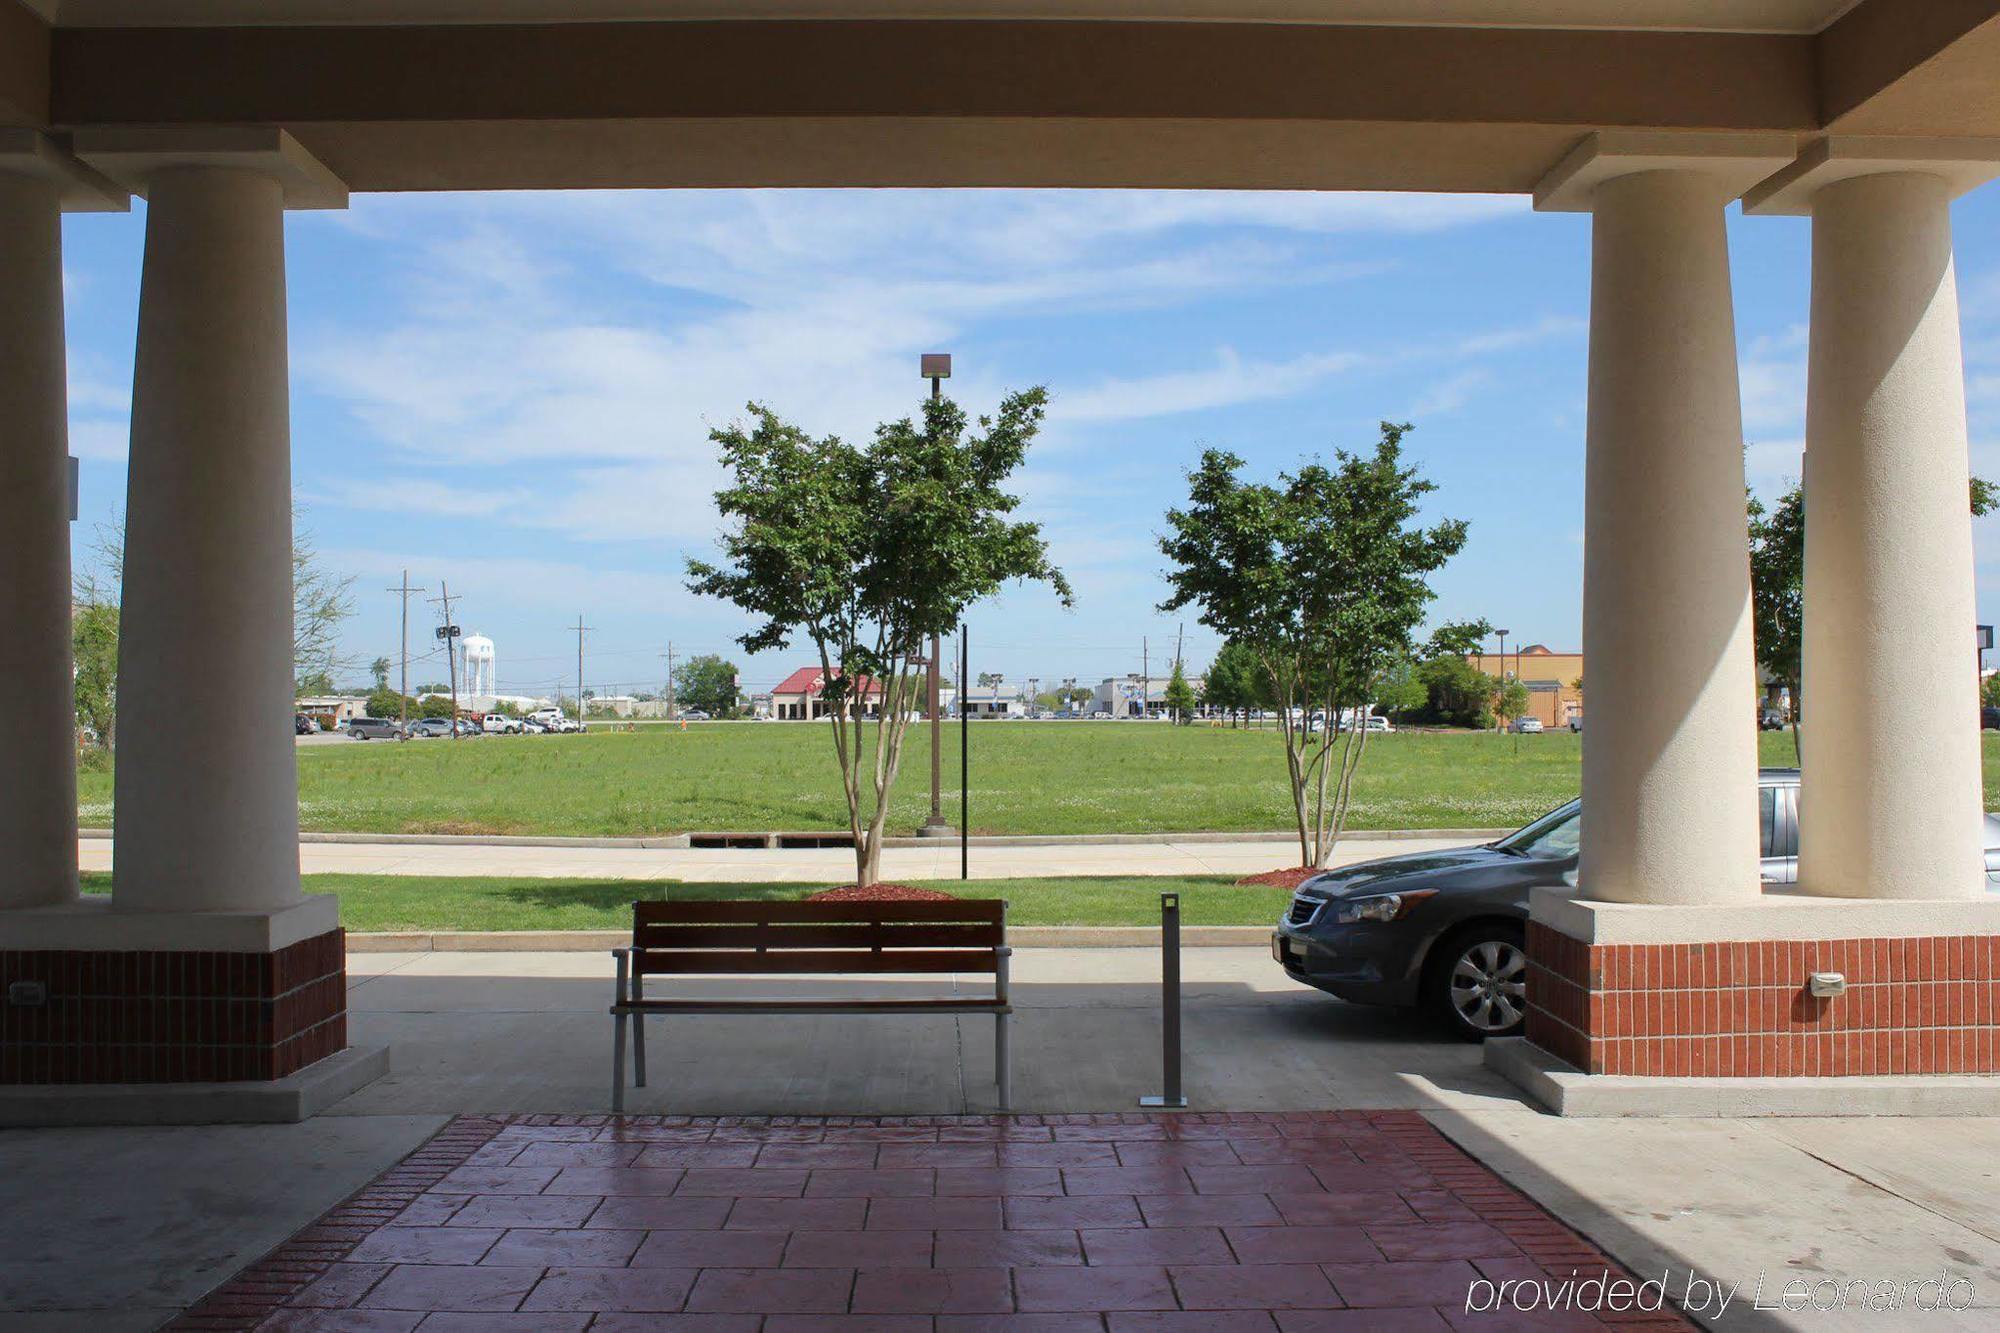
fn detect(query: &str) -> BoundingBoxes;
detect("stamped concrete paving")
[177,1111,1689,1330]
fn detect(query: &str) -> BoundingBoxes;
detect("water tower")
[460,633,496,699]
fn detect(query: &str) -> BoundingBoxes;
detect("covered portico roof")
[5,0,1999,193]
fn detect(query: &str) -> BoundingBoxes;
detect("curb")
[349,925,1277,952]
[79,827,1506,850]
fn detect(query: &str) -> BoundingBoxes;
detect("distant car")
[1568,714,1583,733]
[680,709,710,721]
[1984,706,2000,731]
[519,717,549,734]
[482,714,522,734]
[1759,707,1787,731]
[406,717,453,738]
[1363,715,1392,733]
[1510,717,1543,734]
[294,713,318,736]
[346,717,403,740]
[453,718,482,737]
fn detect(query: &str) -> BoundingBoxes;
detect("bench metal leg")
[612,1010,627,1114]
[633,1011,647,1088]
[995,1012,1011,1113]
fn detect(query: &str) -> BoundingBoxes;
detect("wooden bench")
[610,898,1012,1112]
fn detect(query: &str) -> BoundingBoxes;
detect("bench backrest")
[630,899,1006,976]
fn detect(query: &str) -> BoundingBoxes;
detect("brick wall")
[0,928,346,1083]
[1526,922,2000,1077]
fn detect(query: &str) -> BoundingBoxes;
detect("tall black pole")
[960,623,969,881]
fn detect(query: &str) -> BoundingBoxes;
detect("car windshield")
[1495,801,1580,859]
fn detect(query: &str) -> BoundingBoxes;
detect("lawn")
[75,722,1947,840]
[78,872,1284,932]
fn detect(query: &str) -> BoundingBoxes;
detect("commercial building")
[1468,644,1583,728]
[768,667,886,721]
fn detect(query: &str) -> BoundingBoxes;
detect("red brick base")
[1527,922,2000,1076]
[0,928,346,1083]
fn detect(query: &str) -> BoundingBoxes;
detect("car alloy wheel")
[1447,938,1527,1036]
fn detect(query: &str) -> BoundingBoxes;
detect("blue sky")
[58,186,2000,698]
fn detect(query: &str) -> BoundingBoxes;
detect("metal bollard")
[1139,892,1188,1108]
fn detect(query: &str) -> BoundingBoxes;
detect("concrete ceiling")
[18,0,1863,34]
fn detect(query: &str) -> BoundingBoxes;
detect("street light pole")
[1493,628,1509,731]
[921,353,954,838]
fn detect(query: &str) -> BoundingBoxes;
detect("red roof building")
[770,667,885,721]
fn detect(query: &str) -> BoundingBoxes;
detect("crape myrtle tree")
[1160,422,1486,870]
[689,389,1071,887]
[1747,474,1995,762]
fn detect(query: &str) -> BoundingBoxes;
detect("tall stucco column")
[76,130,347,916]
[1537,133,1794,906]
[0,136,126,913]
[1748,140,2000,901]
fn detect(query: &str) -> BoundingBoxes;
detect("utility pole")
[1142,636,1149,721]
[387,569,425,739]
[574,614,591,729]
[664,641,677,719]
[428,581,459,738]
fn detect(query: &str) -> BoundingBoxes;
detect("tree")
[1163,660,1197,724]
[1160,422,1484,868]
[1202,639,1269,727]
[1066,686,1094,710]
[1494,678,1531,732]
[416,682,451,695]
[689,389,1070,885]
[366,687,412,719]
[295,670,336,696]
[73,602,119,753]
[75,509,358,685]
[419,695,458,719]
[1414,654,1496,728]
[1984,675,2000,710]
[977,671,1005,689]
[1374,658,1429,719]
[1748,474,1995,762]
[371,657,392,691]
[673,654,742,716]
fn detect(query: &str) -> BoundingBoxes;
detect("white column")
[75,130,346,916]
[0,140,124,911]
[1747,141,2000,901]
[1537,133,1793,907]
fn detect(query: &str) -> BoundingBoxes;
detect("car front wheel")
[1427,924,1528,1041]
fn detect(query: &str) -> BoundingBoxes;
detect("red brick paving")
[169,1111,1691,1330]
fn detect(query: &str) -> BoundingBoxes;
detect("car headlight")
[1331,890,1436,923]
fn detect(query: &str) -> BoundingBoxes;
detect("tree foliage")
[1160,422,1484,867]
[1414,654,1496,728]
[1163,661,1197,724]
[72,603,118,751]
[688,389,1070,885]
[1200,639,1269,725]
[673,654,742,716]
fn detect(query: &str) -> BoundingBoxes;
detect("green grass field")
[79,872,1279,931]
[75,722,1968,840]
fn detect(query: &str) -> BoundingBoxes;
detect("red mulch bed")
[806,883,961,902]
[1236,866,1324,888]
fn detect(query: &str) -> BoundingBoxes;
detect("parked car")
[680,709,710,721]
[1568,714,1583,733]
[1272,767,2000,1042]
[453,718,482,737]
[405,717,453,738]
[530,707,567,726]
[294,713,318,735]
[519,717,549,734]
[1510,717,1544,734]
[482,714,522,734]
[1759,707,1787,731]
[346,717,403,740]
[1363,715,1392,733]
[1983,706,2000,731]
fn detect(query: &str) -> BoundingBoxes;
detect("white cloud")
[1060,348,1370,423]
[1412,368,1494,418]
[68,418,129,462]
[1740,323,1809,436]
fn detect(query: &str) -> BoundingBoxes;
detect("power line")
[386,569,426,735]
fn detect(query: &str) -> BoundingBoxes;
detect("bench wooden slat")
[634,899,1003,925]
[615,998,1009,1014]
[634,948,999,975]
[636,923,1002,950]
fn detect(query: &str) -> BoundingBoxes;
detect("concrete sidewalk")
[5,947,1995,1329]
[77,832,1484,882]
